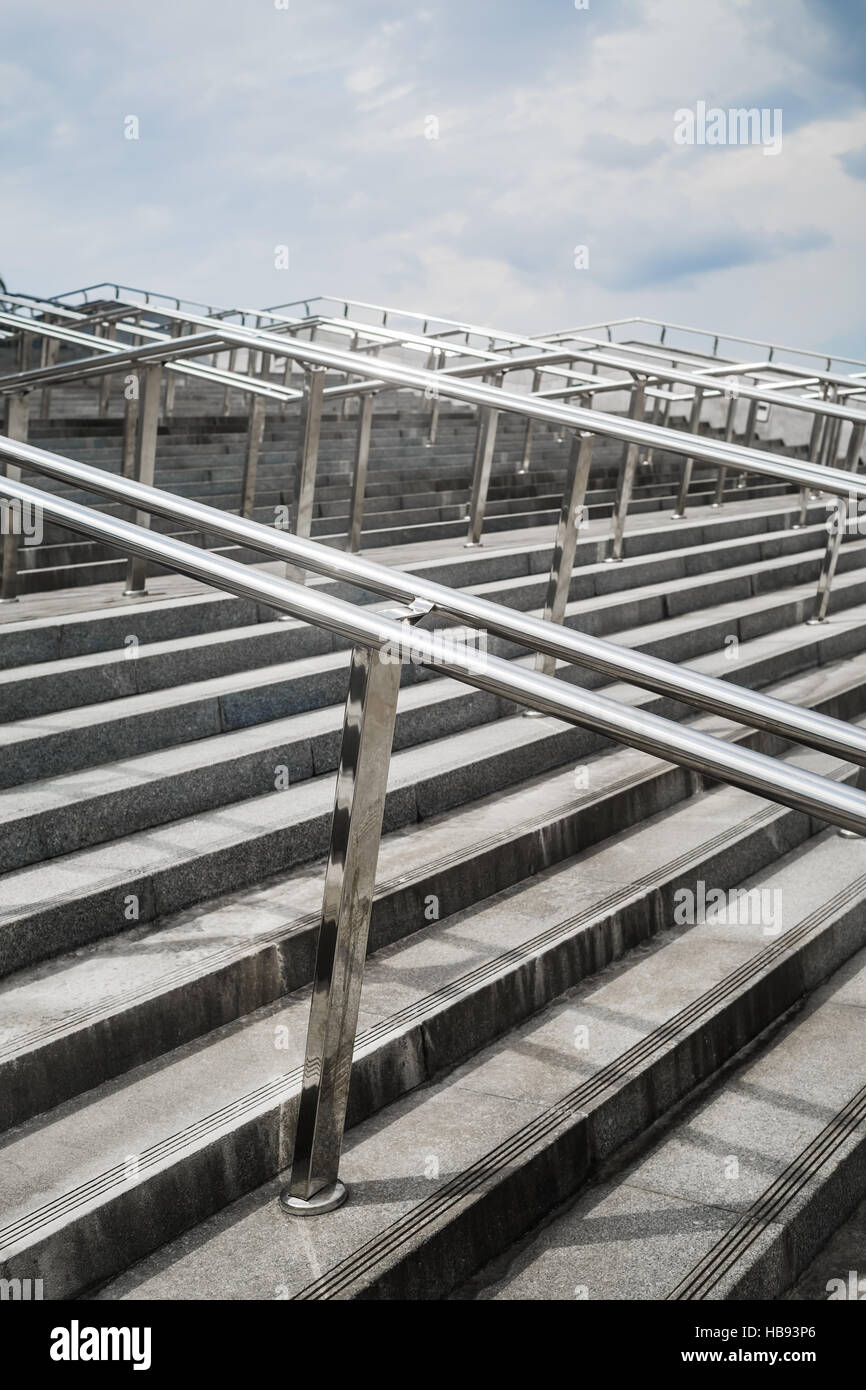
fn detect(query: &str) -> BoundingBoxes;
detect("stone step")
[4,817,858,1301]
[0,496,825,667]
[1,512,843,719]
[464,914,866,1301]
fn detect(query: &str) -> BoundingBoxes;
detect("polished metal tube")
[240,392,267,520]
[289,366,326,579]
[347,392,375,553]
[2,469,866,835]
[608,379,647,557]
[0,394,29,603]
[3,315,866,510]
[672,386,706,518]
[465,374,502,547]
[123,363,161,596]
[3,435,866,771]
[536,431,594,676]
[282,609,421,1211]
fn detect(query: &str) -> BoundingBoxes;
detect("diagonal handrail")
[2,431,866,769]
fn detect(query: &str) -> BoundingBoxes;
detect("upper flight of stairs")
[3,337,802,594]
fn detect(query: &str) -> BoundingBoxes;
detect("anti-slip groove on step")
[1,766,633,1060]
[1,795,854,1264]
[0,744,831,1070]
[357,803,786,1048]
[288,867,866,1299]
[667,1082,866,1300]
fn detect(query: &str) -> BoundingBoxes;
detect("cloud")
[0,0,863,357]
[581,134,667,169]
[602,226,832,292]
[839,144,866,179]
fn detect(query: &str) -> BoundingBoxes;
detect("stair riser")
[0,779,816,1131]
[0,514,844,726]
[0,497,823,670]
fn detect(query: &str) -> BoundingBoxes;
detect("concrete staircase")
[1,469,866,1300]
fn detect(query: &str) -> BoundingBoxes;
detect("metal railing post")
[123,363,162,596]
[735,397,760,490]
[672,386,706,518]
[426,348,444,446]
[338,335,360,422]
[792,408,827,528]
[807,497,847,625]
[464,374,502,548]
[163,325,180,420]
[1,393,30,603]
[280,602,430,1214]
[287,366,326,583]
[347,391,375,554]
[223,349,238,416]
[608,378,647,560]
[534,431,594,679]
[240,392,267,520]
[711,393,740,508]
[16,330,32,373]
[645,385,672,472]
[805,409,861,627]
[823,415,843,469]
[845,422,865,475]
[122,386,140,481]
[39,334,61,418]
[98,324,117,417]
[520,369,543,472]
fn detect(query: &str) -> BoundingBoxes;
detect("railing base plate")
[279,1180,348,1217]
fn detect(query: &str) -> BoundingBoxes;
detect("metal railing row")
[1,438,865,1213]
[34,283,866,413]
[0,307,863,620]
[540,315,866,377]
[12,288,865,479]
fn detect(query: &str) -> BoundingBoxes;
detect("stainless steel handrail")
[539,329,866,400]
[7,301,862,470]
[434,340,866,426]
[2,315,862,617]
[3,431,866,769]
[47,280,220,317]
[32,290,863,434]
[45,284,866,387]
[266,296,866,382]
[0,320,858,485]
[547,315,866,374]
[2,459,866,1215]
[0,310,300,404]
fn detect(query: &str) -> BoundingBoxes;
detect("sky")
[1,0,865,356]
